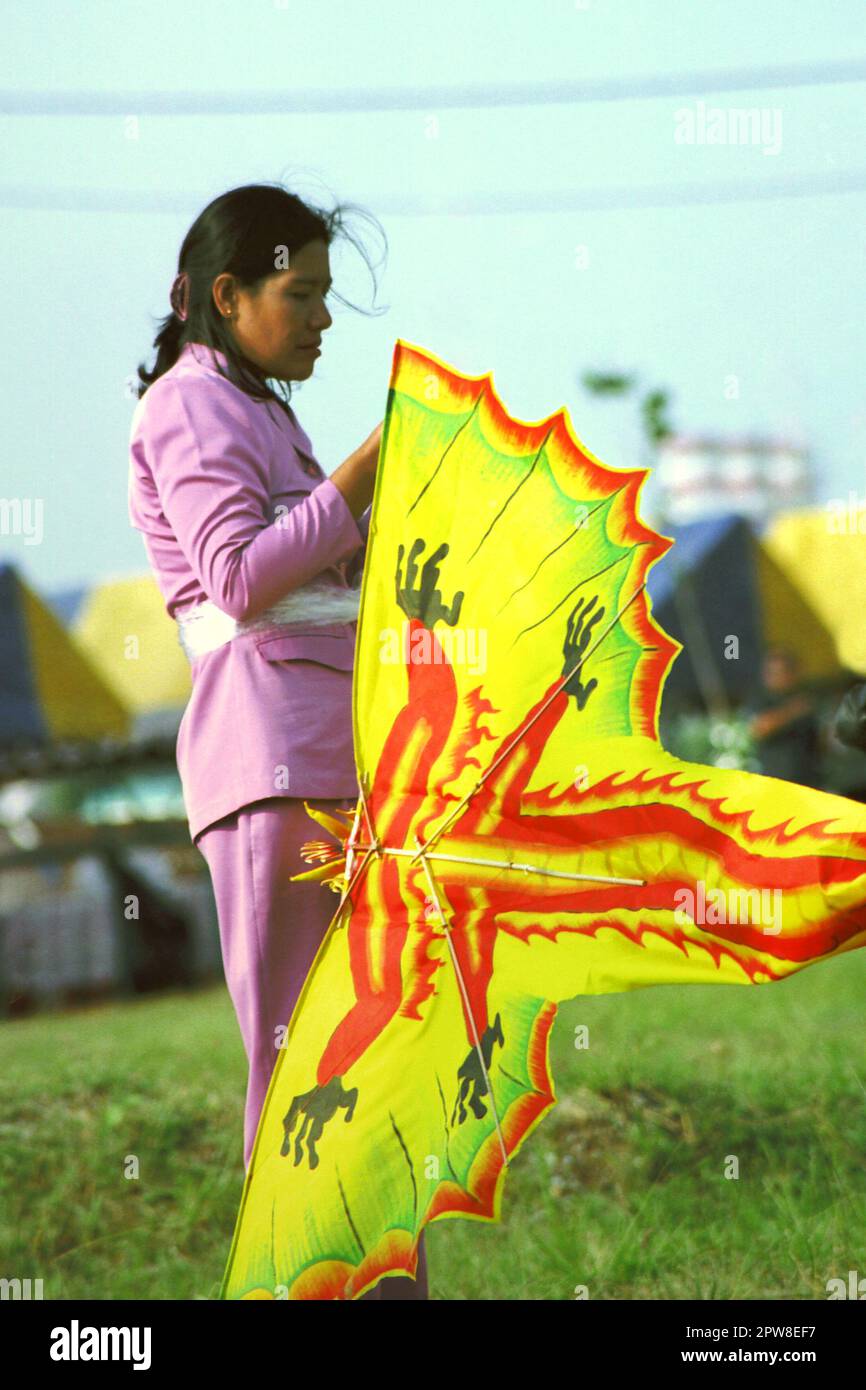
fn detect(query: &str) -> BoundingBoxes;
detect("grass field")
[1,953,865,1301]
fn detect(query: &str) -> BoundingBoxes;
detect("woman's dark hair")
[136,182,386,415]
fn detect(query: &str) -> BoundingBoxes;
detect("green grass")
[1,955,865,1300]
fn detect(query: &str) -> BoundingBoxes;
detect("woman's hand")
[356,421,383,473]
[330,421,383,518]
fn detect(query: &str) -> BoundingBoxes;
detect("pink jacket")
[128,340,370,841]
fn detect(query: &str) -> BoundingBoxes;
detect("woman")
[128,182,428,1300]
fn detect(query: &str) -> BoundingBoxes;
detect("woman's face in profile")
[225,238,333,382]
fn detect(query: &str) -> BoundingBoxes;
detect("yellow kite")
[220,341,866,1300]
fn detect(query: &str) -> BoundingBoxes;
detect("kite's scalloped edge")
[343,998,562,1299]
[341,997,562,1299]
[388,337,683,740]
[220,994,563,1301]
[391,336,649,484]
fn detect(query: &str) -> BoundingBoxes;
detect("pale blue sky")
[3,0,865,595]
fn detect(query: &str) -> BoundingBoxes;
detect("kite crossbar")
[406,583,648,867]
[360,845,644,887]
[332,773,381,920]
[413,834,510,1172]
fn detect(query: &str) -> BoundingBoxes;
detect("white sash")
[175,579,361,662]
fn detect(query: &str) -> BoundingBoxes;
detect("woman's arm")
[332,423,381,587]
[141,377,379,622]
[343,503,373,588]
[329,422,380,519]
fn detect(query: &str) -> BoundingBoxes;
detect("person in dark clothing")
[747,646,823,788]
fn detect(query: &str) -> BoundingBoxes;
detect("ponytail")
[136,311,188,397]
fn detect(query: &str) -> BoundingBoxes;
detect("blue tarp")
[646,515,765,709]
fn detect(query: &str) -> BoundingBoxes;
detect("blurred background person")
[747,646,823,788]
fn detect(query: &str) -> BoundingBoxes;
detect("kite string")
[357,770,380,851]
[342,799,363,884]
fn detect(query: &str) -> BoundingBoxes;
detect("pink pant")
[196,795,429,1301]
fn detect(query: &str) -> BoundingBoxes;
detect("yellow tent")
[0,564,130,743]
[73,574,191,715]
[762,507,866,676]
